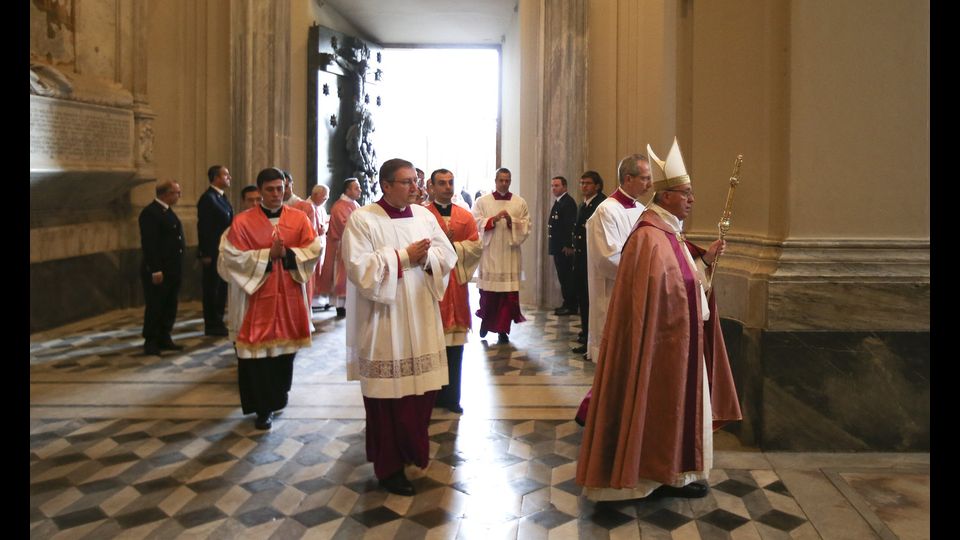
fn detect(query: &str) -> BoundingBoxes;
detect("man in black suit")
[572,171,606,354]
[197,165,234,336]
[140,180,186,355]
[548,176,579,315]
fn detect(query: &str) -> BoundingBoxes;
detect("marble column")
[230,0,291,179]
[538,0,587,307]
[131,0,156,184]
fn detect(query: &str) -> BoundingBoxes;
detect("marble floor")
[30,288,930,539]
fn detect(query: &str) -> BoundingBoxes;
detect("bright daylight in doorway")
[375,48,499,200]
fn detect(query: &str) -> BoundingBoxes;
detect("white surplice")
[342,203,458,399]
[471,193,531,291]
[585,189,645,360]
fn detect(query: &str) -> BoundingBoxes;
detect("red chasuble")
[228,207,317,353]
[316,198,356,297]
[426,203,479,333]
[576,209,741,489]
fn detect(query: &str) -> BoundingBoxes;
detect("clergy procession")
[138,137,739,500]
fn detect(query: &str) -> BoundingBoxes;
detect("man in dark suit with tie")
[548,176,579,315]
[572,171,606,354]
[140,180,186,355]
[197,165,234,336]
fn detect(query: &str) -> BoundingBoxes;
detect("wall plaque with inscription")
[30,95,134,170]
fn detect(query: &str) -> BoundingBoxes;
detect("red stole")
[426,203,479,333]
[228,207,316,351]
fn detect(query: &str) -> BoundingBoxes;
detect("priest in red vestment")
[425,168,482,414]
[576,138,741,501]
[316,177,361,318]
[218,167,321,431]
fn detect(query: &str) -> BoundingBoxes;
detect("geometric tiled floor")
[31,288,930,539]
[30,416,822,539]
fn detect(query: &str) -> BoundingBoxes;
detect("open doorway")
[376,48,500,204]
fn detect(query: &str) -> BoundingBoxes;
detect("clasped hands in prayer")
[269,233,286,259]
[495,210,512,228]
[406,238,431,266]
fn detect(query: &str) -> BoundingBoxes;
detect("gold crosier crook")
[713,154,743,269]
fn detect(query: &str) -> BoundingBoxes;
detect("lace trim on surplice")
[358,352,444,379]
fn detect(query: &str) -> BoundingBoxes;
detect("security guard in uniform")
[571,171,606,354]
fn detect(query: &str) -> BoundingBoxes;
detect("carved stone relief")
[29,0,153,227]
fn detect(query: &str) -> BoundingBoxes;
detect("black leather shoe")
[379,470,415,496]
[335,308,346,319]
[572,345,587,354]
[254,412,273,430]
[205,327,229,337]
[576,335,587,344]
[158,339,184,351]
[497,332,509,343]
[445,404,464,414]
[555,307,577,316]
[479,328,488,338]
[652,482,709,499]
[143,343,162,356]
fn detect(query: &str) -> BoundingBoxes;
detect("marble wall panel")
[719,319,928,452]
[760,331,929,451]
[31,249,203,333]
[719,319,762,448]
[767,281,930,332]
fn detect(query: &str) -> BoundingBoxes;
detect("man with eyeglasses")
[341,158,457,496]
[582,154,653,361]
[571,171,606,354]
[471,167,532,343]
[577,138,741,502]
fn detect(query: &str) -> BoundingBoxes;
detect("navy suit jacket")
[573,192,607,258]
[548,193,578,255]
[196,186,234,259]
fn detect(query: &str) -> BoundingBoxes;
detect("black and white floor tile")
[30,288,928,539]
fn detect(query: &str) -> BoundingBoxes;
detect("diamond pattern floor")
[30,286,927,538]
[31,416,817,539]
